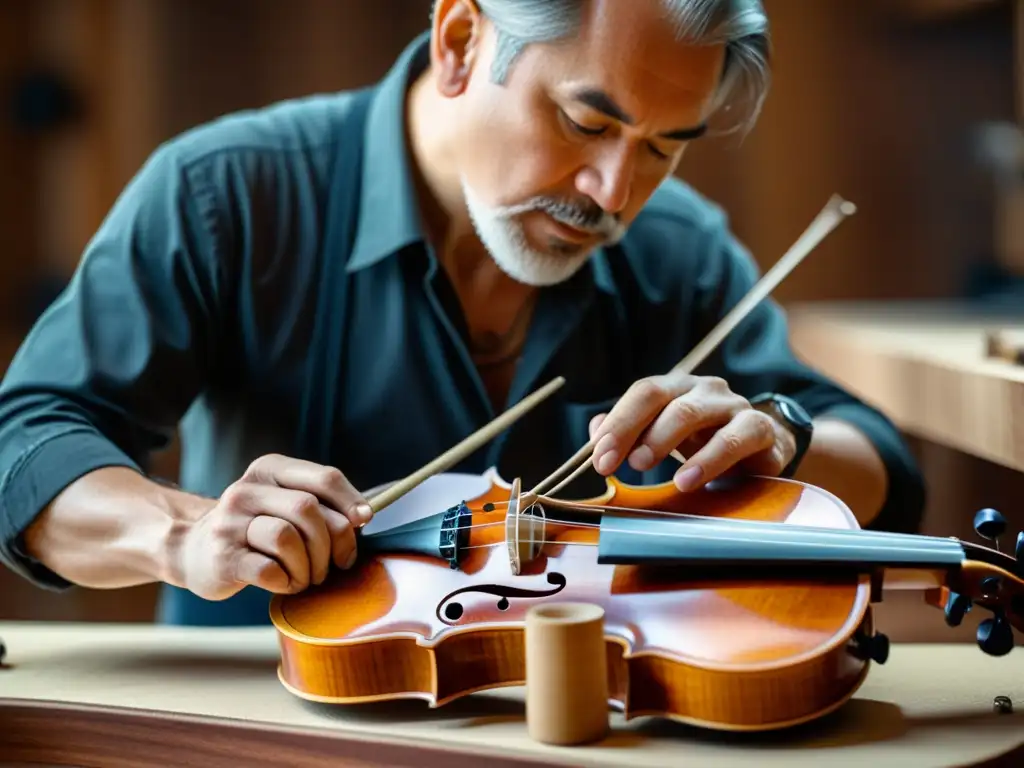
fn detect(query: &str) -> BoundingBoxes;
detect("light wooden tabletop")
[788,300,1024,473]
[0,621,1022,767]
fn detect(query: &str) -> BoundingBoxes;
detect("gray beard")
[460,176,626,287]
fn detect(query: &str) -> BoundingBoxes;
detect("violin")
[270,468,1024,732]
[269,194,1023,734]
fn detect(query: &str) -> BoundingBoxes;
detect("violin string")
[452,512,960,553]
[466,497,895,533]
[462,501,783,532]
[457,519,599,532]
[468,497,712,521]
[456,497,975,549]
[463,527,954,552]
[457,526,958,556]
[452,511,962,555]
[460,540,598,550]
[468,496,844,528]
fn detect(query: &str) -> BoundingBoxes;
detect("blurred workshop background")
[1,0,1022,642]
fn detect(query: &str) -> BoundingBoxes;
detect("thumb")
[588,412,608,440]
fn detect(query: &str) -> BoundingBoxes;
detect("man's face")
[432,0,726,286]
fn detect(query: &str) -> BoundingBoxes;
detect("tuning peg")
[974,508,1007,550]
[977,611,1015,657]
[944,591,973,626]
[981,576,1002,596]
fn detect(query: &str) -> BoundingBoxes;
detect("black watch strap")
[749,393,814,479]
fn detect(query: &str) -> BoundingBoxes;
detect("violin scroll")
[945,507,1024,657]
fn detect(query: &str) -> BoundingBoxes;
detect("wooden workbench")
[788,301,1024,474]
[0,622,1022,767]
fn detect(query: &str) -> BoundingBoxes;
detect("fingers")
[244,454,373,528]
[233,549,291,593]
[590,375,748,475]
[629,385,747,471]
[224,482,334,588]
[244,503,357,591]
[674,409,778,491]
[590,375,693,475]
[673,427,717,461]
[321,505,358,570]
[189,455,368,600]
[246,513,313,591]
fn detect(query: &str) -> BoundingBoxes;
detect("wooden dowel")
[368,376,566,513]
[525,602,609,746]
[528,194,857,498]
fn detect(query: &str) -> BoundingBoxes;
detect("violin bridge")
[505,477,547,575]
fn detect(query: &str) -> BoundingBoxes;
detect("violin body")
[270,469,879,732]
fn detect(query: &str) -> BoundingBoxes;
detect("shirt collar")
[346,31,431,272]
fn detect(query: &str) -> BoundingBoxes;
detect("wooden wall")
[0,0,1019,636]
[0,1,38,331]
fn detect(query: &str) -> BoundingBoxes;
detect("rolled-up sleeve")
[0,142,229,588]
[690,213,926,534]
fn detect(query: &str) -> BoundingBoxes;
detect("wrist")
[749,393,814,478]
[20,466,212,590]
[153,481,215,588]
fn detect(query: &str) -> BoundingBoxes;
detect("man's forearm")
[21,466,213,590]
[791,417,889,527]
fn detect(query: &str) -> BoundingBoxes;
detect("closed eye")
[560,109,606,136]
[560,108,673,160]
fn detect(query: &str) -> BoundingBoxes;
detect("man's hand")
[588,374,797,492]
[176,454,373,601]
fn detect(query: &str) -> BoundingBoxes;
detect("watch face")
[777,398,813,431]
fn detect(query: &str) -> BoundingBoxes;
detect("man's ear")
[430,0,484,97]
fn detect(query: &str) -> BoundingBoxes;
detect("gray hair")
[462,0,770,136]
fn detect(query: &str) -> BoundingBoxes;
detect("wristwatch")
[748,393,814,479]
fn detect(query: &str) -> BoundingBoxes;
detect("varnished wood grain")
[272,473,878,731]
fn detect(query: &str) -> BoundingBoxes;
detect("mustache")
[500,196,626,239]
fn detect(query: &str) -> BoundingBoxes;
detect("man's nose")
[577,144,634,215]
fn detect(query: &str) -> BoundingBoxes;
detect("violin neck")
[595,515,967,577]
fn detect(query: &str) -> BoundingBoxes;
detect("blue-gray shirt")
[0,32,925,625]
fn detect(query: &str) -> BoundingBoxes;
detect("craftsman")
[0,0,925,626]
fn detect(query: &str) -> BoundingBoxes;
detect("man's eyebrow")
[571,87,707,141]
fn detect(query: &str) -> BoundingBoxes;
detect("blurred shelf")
[788,300,1024,474]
